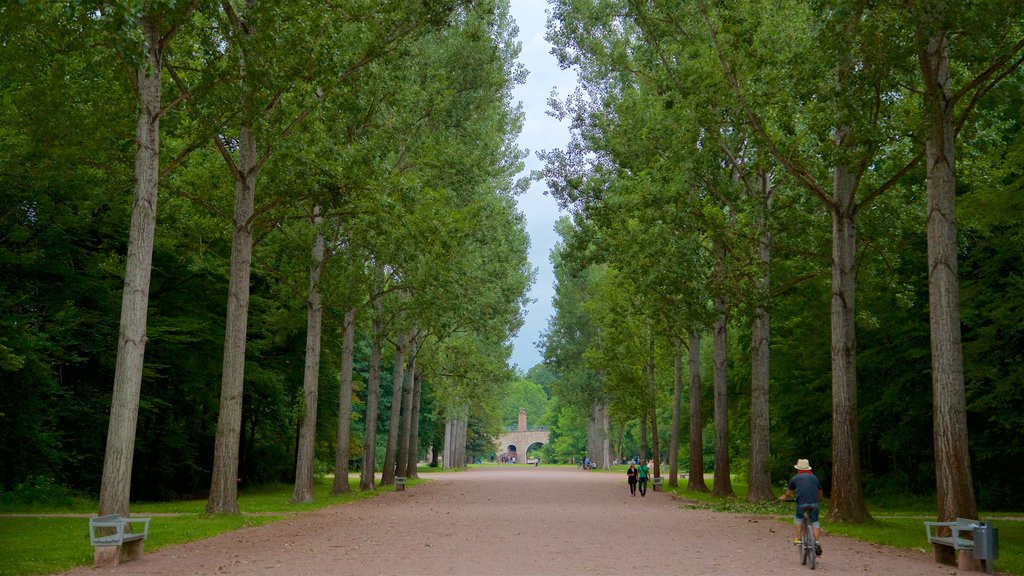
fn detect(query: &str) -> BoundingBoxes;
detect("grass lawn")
[0,514,279,576]
[0,473,420,576]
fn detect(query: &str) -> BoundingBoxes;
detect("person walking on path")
[637,460,650,497]
[627,463,639,496]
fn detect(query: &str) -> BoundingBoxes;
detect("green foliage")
[0,478,89,512]
[0,0,532,504]
[541,0,1024,515]
[501,379,551,428]
[544,401,588,463]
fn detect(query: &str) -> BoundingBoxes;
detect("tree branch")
[696,0,831,207]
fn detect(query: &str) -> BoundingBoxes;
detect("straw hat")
[794,459,812,471]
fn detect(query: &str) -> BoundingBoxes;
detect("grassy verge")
[0,474,421,576]
[0,514,279,576]
[827,518,1022,575]
[665,477,1022,576]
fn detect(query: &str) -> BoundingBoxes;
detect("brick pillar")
[518,408,527,432]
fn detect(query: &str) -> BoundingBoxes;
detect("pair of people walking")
[626,461,650,497]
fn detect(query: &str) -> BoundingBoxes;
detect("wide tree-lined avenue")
[62,467,977,576]
[2,0,1023,574]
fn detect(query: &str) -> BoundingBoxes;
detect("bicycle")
[797,504,817,570]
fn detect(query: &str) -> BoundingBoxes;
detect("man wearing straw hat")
[779,458,824,556]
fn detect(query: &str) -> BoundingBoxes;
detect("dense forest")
[533,0,1024,527]
[0,1,533,514]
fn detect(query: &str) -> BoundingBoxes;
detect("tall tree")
[687,331,708,492]
[332,308,358,495]
[396,329,418,478]
[747,169,774,502]
[360,293,384,490]
[99,0,198,517]
[711,236,734,498]
[668,338,684,488]
[291,209,325,503]
[404,371,424,478]
[909,0,1024,565]
[205,0,261,515]
[645,332,661,477]
[381,323,407,486]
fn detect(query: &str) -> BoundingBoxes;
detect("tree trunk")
[332,308,357,495]
[206,125,258,515]
[397,329,417,479]
[616,423,625,465]
[381,325,407,486]
[688,331,708,491]
[712,279,734,497]
[748,170,773,502]
[406,372,423,478]
[917,12,977,568]
[586,399,610,467]
[601,400,612,468]
[359,297,383,490]
[458,419,468,467]
[447,417,466,469]
[292,210,325,504]
[99,8,162,517]
[458,419,465,467]
[669,337,683,488]
[456,418,463,468]
[639,411,648,463]
[647,335,660,478]
[443,418,453,469]
[826,156,871,523]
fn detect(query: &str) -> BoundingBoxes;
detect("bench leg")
[94,546,120,568]
[957,549,980,572]
[932,543,956,566]
[122,539,146,563]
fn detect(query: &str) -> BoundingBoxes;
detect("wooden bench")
[89,514,151,567]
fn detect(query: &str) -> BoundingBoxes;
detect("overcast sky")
[506,0,577,372]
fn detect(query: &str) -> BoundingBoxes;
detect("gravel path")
[64,466,977,575]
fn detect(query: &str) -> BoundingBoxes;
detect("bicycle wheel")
[800,520,811,566]
[806,522,816,570]
[798,518,806,561]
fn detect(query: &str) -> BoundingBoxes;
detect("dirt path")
[64,466,976,575]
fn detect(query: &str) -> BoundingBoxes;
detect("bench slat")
[928,536,974,549]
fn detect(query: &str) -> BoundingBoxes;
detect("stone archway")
[524,441,545,463]
[495,409,549,463]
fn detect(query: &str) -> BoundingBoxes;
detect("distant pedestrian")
[637,460,650,497]
[627,463,639,496]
